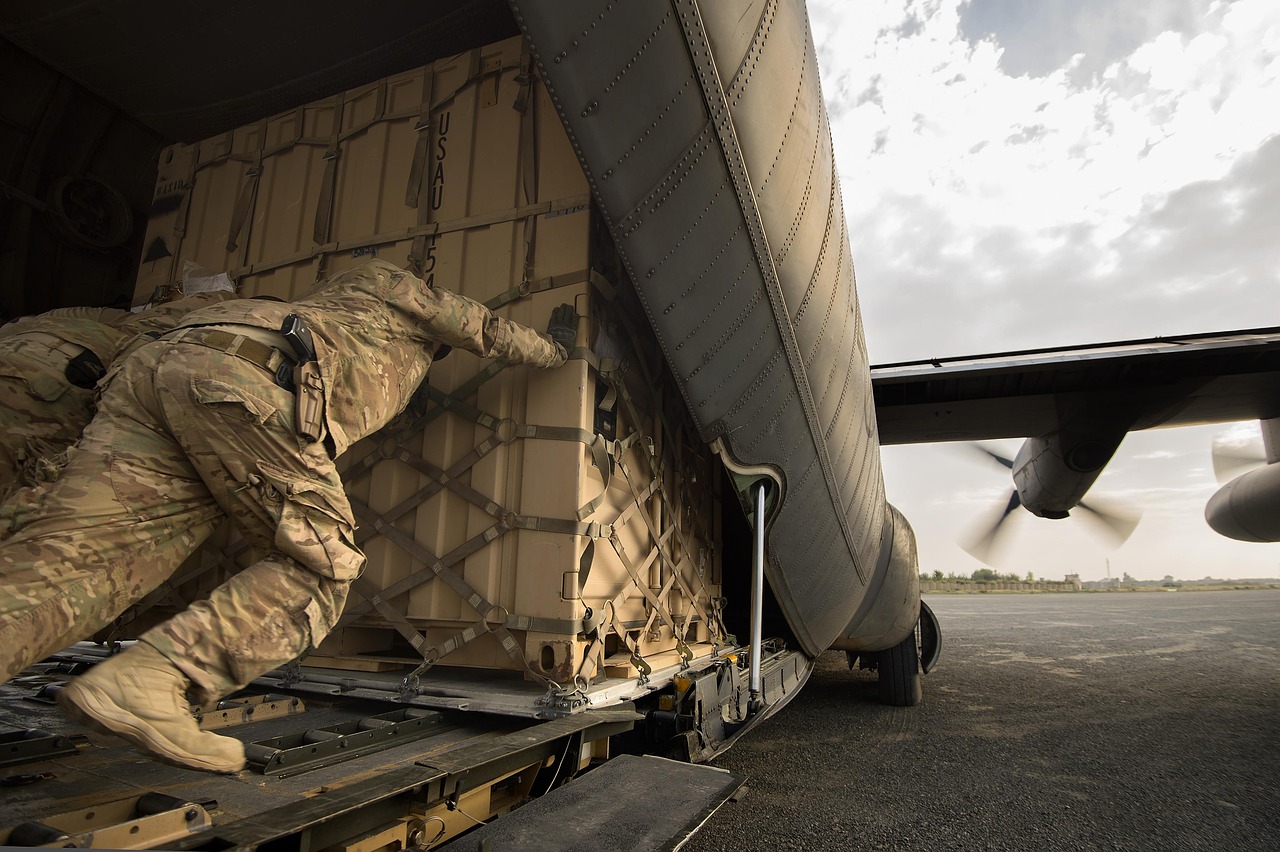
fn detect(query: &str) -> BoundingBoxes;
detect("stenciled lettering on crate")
[116,37,727,689]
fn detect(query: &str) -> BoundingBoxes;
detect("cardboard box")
[119,38,723,686]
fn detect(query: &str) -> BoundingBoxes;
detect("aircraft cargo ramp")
[0,650,759,851]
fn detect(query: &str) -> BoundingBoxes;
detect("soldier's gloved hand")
[546,304,577,352]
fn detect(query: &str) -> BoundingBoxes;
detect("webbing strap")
[606,474,660,535]
[226,150,262,253]
[345,495,558,688]
[618,410,719,616]
[345,402,609,550]
[371,443,614,540]
[308,76,403,255]
[407,64,439,276]
[518,423,609,478]
[512,48,533,113]
[330,280,722,685]
[338,77,389,144]
[607,531,679,636]
[398,382,615,523]
[613,371,715,547]
[484,269,592,312]
[414,362,506,429]
[617,456,716,633]
[578,600,639,684]
[515,41,540,287]
[231,194,591,281]
[411,44,518,212]
[313,94,345,246]
[592,361,721,642]
[405,63,437,210]
[340,496,508,626]
[605,597,652,679]
[348,574,432,654]
[638,569,686,645]
[405,46,517,237]
[173,133,216,241]
[575,433,644,523]
[336,424,619,688]
[339,447,614,630]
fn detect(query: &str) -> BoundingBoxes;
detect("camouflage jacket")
[0,308,132,399]
[0,294,242,397]
[0,307,132,359]
[114,291,240,361]
[172,260,566,456]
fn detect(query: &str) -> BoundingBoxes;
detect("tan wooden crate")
[117,37,725,688]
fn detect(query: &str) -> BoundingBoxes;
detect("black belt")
[166,327,297,392]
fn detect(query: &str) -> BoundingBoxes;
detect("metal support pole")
[749,481,766,709]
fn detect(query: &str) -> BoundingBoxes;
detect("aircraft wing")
[872,327,1280,445]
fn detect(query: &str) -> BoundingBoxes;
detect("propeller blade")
[960,489,1022,565]
[1074,495,1142,546]
[966,442,1014,470]
[1211,431,1265,485]
[956,441,1142,562]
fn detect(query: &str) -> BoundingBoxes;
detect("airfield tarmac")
[686,589,1280,851]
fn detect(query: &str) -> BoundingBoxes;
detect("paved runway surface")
[686,589,1280,851]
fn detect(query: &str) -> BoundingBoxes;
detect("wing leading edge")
[873,328,1280,445]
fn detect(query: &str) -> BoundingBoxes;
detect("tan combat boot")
[57,643,246,773]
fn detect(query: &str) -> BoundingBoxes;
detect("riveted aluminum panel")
[512,0,894,654]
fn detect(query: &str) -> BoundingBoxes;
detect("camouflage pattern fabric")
[175,259,566,456]
[0,306,132,352]
[0,261,565,699]
[112,291,241,362]
[0,308,130,503]
[0,294,239,504]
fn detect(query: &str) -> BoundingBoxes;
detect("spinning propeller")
[1210,428,1266,485]
[959,443,1141,566]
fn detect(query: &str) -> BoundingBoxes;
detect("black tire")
[876,632,922,707]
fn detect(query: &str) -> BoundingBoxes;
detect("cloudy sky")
[806,0,1280,580]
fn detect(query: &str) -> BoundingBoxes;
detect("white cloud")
[809,0,1280,359]
[810,0,1280,578]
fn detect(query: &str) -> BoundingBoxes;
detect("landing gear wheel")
[875,632,922,707]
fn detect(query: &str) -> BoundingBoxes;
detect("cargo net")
[323,280,727,704]
[105,47,725,704]
[104,280,726,708]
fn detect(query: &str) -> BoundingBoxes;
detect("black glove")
[547,304,577,351]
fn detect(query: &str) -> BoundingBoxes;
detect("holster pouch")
[64,349,107,389]
[293,360,326,443]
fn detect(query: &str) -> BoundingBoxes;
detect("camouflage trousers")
[0,340,364,701]
[0,351,97,506]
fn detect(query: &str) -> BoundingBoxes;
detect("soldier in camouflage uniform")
[0,306,130,503]
[0,292,238,505]
[0,259,571,772]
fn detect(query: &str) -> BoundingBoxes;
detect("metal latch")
[0,729,85,767]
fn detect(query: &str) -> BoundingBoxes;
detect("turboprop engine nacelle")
[1012,432,1122,518]
[1205,462,1280,542]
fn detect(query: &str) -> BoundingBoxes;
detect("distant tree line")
[920,569,1036,584]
